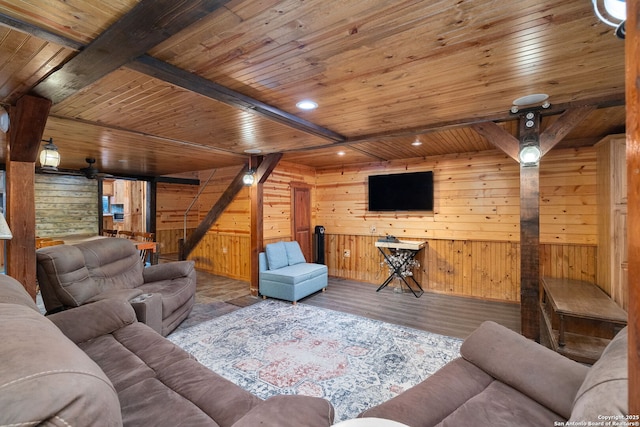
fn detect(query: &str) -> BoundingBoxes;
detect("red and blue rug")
[168,299,462,422]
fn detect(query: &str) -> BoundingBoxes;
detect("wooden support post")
[519,111,541,341]
[626,0,639,414]
[250,175,263,296]
[5,95,52,298]
[249,154,282,296]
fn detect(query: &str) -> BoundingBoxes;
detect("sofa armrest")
[47,298,137,344]
[461,321,589,419]
[233,395,334,427]
[142,260,195,283]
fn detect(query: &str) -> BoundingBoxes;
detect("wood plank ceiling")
[0,0,626,177]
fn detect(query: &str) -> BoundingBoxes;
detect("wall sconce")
[39,138,61,171]
[243,169,256,186]
[519,145,541,166]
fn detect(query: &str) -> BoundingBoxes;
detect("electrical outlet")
[343,249,351,258]
[222,247,228,254]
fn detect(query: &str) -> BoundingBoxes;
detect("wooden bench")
[540,276,627,364]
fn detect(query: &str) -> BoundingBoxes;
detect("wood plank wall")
[315,147,598,303]
[34,174,98,237]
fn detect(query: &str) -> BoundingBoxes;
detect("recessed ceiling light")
[512,93,549,107]
[411,139,422,146]
[296,100,318,110]
[244,148,262,154]
[337,151,346,156]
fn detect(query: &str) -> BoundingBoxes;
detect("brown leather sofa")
[359,320,628,426]
[0,274,334,426]
[36,237,195,336]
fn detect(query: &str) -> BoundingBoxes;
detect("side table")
[375,240,427,298]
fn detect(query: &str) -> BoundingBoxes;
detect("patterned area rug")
[168,300,462,422]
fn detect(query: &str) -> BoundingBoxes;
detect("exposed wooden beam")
[129,56,346,142]
[626,0,639,414]
[8,95,52,162]
[0,12,83,50]
[342,94,624,146]
[539,106,596,156]
[256,153,283,184]
[470,122,519,162]
[180,164,249,259]
[519,111,541,341]
[32,0,232,103]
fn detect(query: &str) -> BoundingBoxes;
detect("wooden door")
[291,183,312,262]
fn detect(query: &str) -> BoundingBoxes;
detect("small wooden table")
[375,240,427,298]
[540,276,627,364]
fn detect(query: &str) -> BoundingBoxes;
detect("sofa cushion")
[77,237,144,291]
[36,244,100,310]
[234,395,335,427]
[460,321,588,420]
[284,240,307,265]
[265,241,288,270]
[0,276,122,426]
[260,263,328,285]
[569,327,628,422]
[439,380,561,427]
[360,358,493,426]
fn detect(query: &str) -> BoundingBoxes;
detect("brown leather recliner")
[36,237,196,336]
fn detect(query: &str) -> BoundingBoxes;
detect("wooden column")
[249,153,282,296]
[626,0,639,414]
[519,111,541,341]
[249,172,263,296]
[5,95,52,298]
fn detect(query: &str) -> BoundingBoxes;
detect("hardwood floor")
[190,267,521,340]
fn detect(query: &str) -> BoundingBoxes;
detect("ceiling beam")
[470,122,519,162]
[129,55,346,142]
[344,94,624,145]
[8,95,52,162]
[32,0,232,103]
[539,106,596,156]
[1,9,346,144]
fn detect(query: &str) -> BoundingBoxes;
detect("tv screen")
[368,171,434,211]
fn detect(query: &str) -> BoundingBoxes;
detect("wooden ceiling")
[0,0,626,177]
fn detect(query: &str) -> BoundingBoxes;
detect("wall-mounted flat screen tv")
[368,171,434,211]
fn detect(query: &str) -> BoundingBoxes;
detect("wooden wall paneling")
[626,0,639,412]
[34,175,99,237]
[190,233,250,280]
[315,148,596,244]
[323,233,594,305]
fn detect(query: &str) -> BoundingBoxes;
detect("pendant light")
[39,138,61,171]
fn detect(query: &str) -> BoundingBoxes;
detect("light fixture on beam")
[243,169,256,186]
[519,145,541,166]
[39,138,61,171]
[510,94,550,114]
[593,0,626,38]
